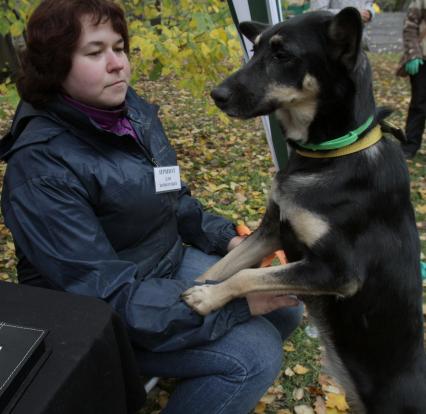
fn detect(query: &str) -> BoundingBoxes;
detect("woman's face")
[62,15,131,108]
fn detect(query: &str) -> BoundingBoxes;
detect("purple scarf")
[62,95,137,140]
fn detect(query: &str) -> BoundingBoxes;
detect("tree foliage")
[0,0,241,101]
[0,1,35,36]
[124,0,241,97]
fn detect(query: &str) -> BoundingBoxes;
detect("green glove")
[405,58,424,76]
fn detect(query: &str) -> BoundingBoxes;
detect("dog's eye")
[273,51,293,62]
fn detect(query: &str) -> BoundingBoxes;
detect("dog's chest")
[271,175,330,247]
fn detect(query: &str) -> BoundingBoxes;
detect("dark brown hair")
[17,0,129,107]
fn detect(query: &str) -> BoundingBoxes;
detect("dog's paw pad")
[182,286,216,315]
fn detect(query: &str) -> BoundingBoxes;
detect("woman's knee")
[226,317,284,384]
[265,303,304,341]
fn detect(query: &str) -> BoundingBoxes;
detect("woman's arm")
[176,183,238,256]
[3,176,251,352]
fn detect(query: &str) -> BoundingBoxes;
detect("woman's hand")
[246,292,300,315]
[405,58,423,76]
[360,9,372,23]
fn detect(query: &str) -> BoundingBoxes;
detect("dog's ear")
[239,21,270,43]
[327,7,363,70]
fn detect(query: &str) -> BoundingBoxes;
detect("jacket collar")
[0,87,157,160]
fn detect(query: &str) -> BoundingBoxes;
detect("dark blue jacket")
[0,88,251,351]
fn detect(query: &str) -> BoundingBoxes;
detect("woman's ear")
[327,7,363,70]
[239,21,271,43]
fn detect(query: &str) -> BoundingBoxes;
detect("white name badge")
[154,166,182,193]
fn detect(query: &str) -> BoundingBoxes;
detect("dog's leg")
[183,258,360,315]
[196,229,281,283]
[196,200,282,283]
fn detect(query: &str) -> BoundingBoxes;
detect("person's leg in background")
[403,62,426,159]
[135,246,303,414]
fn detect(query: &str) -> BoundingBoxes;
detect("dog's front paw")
[182,285,220,316]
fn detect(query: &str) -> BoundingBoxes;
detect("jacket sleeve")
[176,182,238,256]
[310,0,375,19]
[402,0,424,60]
[309,0,337,13]
[363,0,375,20]
[3,176,251,352]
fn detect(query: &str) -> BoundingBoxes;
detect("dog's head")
[212,8,374,145]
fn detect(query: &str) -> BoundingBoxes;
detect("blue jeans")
[135,247,303,414]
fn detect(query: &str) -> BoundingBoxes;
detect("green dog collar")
[298,115,374,151]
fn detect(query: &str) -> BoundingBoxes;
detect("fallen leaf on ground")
[293,364,310,375]
[254,401,266,413]
[314,396,326,414]
[260,393,277,404]
[292,387,304,400]
[158,390,169,409]
[294,404,315,414]
[416,204,426,214]
[326,393,349,411]
[307,385,324,397]
[323,385,341,394]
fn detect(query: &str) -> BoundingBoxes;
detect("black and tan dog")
[182,7,426,414]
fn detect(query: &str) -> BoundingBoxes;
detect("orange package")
[235,224,287,267]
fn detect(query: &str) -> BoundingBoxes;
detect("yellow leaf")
[10,21,24,37]
[180,49,193,59]
[293,364,310,375]
[209,184,219,192]
[325,393,349,411]
[130,36,155,60]
[210,28,227,43]
[6,242,15,252]
[143,4,160,19]
[227,38,241,51]
[260,393,276,404]
[160,26,172,38]
[200,43,210,57]
[284,342,295,352]
[164,40,179,55]
[267,384,284,396]
[128,20,142,31]
[254,401,266,413]
[416,204,426,214]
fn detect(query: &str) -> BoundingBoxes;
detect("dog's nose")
[211,87,232,104]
